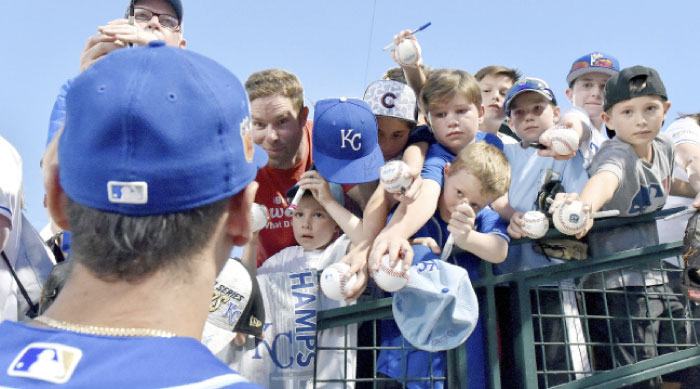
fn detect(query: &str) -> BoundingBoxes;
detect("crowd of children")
[6,16,700,388]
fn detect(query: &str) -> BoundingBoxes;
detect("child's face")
[479,74,513,122]
[507,92,560,143]
[602,95,670,152]
[566,73,609,120]
[438,168,495,222]
[292,196,339,251]
[429,94,484,155]
[376,116,412,160]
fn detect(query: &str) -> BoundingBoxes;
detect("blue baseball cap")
[504,77,557,117]
[392,245,479,352]
[566,52,620,85]
[59,41,267,216]
[312,98,384,184]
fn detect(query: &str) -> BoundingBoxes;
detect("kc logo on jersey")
[7,343,82,384]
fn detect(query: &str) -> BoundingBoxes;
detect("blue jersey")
[421,132,504,187]
[0,321,260,388]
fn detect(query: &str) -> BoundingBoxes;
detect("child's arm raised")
[297,171,364,246]
[241,232,259,274]
[672,141,700,206]
[391,30,427,97]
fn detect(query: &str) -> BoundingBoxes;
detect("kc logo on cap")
[312,98,384,184]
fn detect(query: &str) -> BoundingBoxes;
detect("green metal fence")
[314,207,700,388]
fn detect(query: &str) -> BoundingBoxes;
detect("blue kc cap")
[59,41,267,216]
[312,98,384,184]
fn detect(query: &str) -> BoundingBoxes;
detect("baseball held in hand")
[373,254,409,292]
[380,160,413,194]
[320,263,357,301]
[250,203,269,232]
[552,201,589,235]
[521,211,549,239]
[549,128,579,155]
[396,40,419,66]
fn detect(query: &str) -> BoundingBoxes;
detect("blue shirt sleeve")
[475,206,510,242]
[475,131,504,151]
[421,143,454,186]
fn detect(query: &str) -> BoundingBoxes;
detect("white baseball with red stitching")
[550,128,579,155]
[522,211,549,239]
[380,160,413,194]
[396,40,419,66]
[552,201,589,236]
[320,263,357,301]
[373,254,409,292]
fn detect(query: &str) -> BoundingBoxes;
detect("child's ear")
[601,111,613,129]
[443,162,451,176]
[663,101,672,115]
[565,88,574,104]
[478,104,485,124]
[552,105,561,123]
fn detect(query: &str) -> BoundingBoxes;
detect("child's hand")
[339,251,369,301]
[410,237,441,254]
[507,212,528,239]
[447,202,476,249]
[393,167,422,204]
[549,193,594,239]
[390,29,423,68]
[298,171,334,206]
[369,232,413,273]
[537,122,581,161]
[232,331,265,347]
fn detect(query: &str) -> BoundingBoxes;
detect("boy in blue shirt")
[377,141,511,389]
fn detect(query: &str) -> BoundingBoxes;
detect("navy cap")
[603,65,667,112]
[504,77,557,117]
[312,98,384,184]
[59,41,267,216]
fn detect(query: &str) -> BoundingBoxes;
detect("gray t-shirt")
[584,133,673,289]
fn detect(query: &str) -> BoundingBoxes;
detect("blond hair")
[418,69,481,115]
[245,69,305,112]
[448,142,510,198]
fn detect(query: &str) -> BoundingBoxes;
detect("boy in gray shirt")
[553,66,700,381]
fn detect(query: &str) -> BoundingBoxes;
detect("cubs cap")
[312,98,384,184]
[504,77,557,117]
[603,65,667,112]
[126,0,184,22]
[59,41,267,215]
[201,258,265,354]
[363,80,417,123]
[566,52,620,85]
[392,245,479,352]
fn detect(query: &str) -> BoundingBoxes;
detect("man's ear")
[225,181,259,247]
[298,106,309,128]
[178,38,187,49]
[45,165,69,231]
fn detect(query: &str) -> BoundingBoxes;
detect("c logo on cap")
[381,92,397,109]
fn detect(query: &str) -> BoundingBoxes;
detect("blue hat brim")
[313,145,384,185]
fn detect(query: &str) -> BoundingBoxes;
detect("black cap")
[603,65,666,112]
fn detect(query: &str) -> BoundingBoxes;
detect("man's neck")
[41,258,219,339]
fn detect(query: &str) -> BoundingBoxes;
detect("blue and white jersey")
[0,321,260,388]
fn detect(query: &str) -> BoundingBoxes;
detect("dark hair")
[680,113,700,126]
[65,196,229,281]
[382,65,433,84]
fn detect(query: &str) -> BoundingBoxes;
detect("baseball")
[552,201,589,236]
[396,40,419,66]
[521,211,549,239]
[380,160,413,194]
[373,254,409,292]
[549,128,579,156]
[320,263,357,301]
[250,203,269,232]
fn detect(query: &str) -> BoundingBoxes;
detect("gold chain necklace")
[35,315,176,338]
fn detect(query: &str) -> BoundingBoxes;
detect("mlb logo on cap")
[312,98,384,184]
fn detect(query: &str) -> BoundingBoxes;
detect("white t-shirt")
[0,136,55,321]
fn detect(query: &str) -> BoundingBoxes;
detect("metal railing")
[314,207,700,388]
